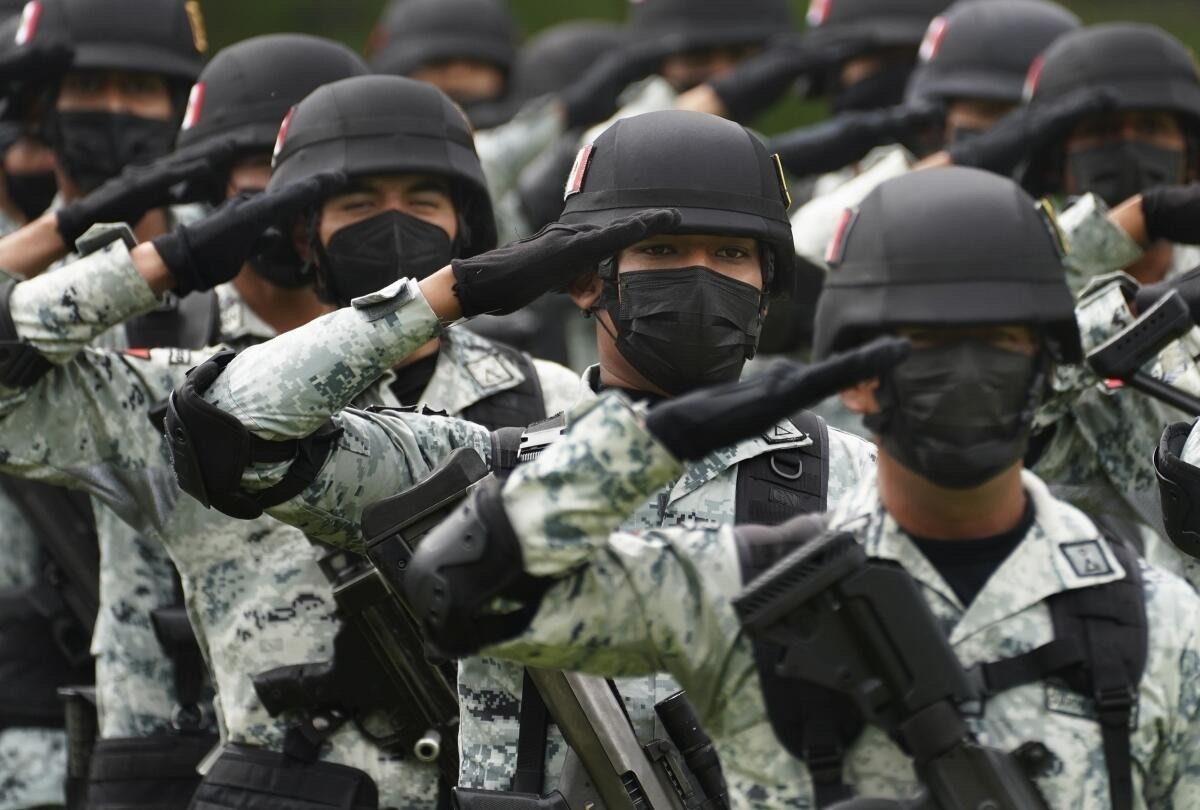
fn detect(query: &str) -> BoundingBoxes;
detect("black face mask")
[318,210,453,307]
[1066,141,1186,208]
[831,63,914,114]
[601,266,764,396]
[6,171,57,221]
[863,341,1044,489]
[52,110,178,194]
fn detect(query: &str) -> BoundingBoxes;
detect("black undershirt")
[387,352,440,406]
[908,497,1036,607]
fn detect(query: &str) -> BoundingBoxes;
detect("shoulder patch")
[762,421,804,445]
[466,354,516,391]
[1060,539,1114,578]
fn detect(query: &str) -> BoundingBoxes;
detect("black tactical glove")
[769,101,943,178]
[560,41,670,130]
[645,337,911,461]
[152,172,346,295]
[707,33,864,123]
[57,139,237,246]
[451,209,681,317]
[1135,265,1200,322]
[1141,184,1200,245]
[947,87,1114,175]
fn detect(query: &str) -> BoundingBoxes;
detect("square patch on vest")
[466,355,515,391]
[1060,540,1114,578]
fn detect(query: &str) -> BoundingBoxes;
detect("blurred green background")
[199,0,1200,134]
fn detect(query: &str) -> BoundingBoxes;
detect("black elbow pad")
[165,350,340,520]
[0,277,53,389]
[1155,421,1200,560]
[406,474,550,657]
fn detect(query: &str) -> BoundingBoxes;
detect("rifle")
[733,531,1049,810]
[453,672,727,810]
[0,476,99,665]
[1088,289,1200,417]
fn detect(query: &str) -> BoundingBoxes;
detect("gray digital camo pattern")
[0,248,499,809]
[483,393,1200,810]
[0,209,65,810]
[91,281,271,740]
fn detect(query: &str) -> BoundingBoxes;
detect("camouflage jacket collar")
[830,470,1128,645]
[215,282,277,347]
[580,365,814,502]
[354,327,529,415]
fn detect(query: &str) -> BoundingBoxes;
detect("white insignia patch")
[1060,540,1114,578]
[466,355,515,391]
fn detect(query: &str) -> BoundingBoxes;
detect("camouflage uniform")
[481,392,1200,810]
[0,210,67,810]
[475,98,567,244]
[0,242,497,809]
[91,279,269,741]
[192,280,877,793]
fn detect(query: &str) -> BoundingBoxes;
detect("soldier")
[0,30,496,810]
[0,0,207,278]
[943,22,1200,292]
[403,167,1200,809]
[0,2,202,808]
[784,0,1082,269]
[160,109,878,798]
[935,23,1200,560]
[0,63,602,809]
[78,34,370,810]
[368,0,516,128]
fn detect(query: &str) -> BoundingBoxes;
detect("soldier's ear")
[567,271,603,311]
[839,379,881,415]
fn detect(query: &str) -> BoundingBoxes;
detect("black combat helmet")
[906,0,1080,105]
[629,0,794,51]
[369,0,516,79]
[16,0,205,84]
[269,74,497,257]
[559,109,795,297]
[509,20,623,104]
[814,166,1081,362]
[177,34,367,156]
[805,0,953,50]
[1020,23,1200,197]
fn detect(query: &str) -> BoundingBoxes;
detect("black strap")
[512,669,550,795]
[735,412,829,527]
[459,344,547,431]
[150,573,211,733]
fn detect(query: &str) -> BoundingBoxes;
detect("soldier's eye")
[641,244,675,256]
[717,247,750,260]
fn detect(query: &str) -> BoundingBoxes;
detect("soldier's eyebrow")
[407,179,452,196]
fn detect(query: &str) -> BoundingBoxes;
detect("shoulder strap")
[736,516,862,808]
[460,346,547,430]
[971,538,1147,810]
[735,411,829,526]
[1049,540,1146,810]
